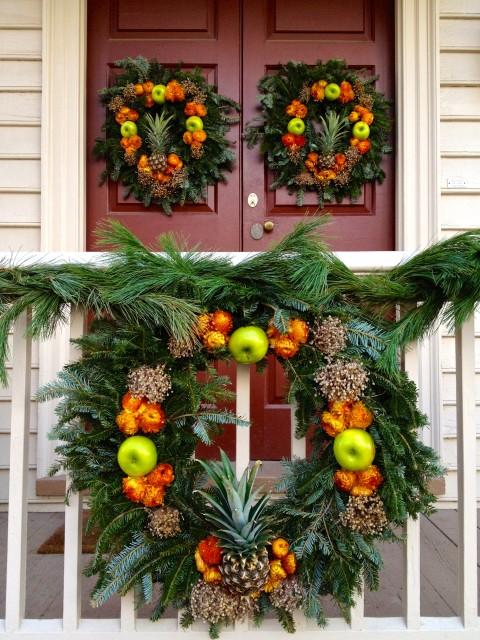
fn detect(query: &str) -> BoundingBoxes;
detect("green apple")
[287,118,305,135]
[228,326,269,364]
[352,121,370,140]
[120,121,138,138]
[152,84,167,104]
[117,435,157,477]
[333,428,375,471]
[185,116,204,132]
[324,83,341,101]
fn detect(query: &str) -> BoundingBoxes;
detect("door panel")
[242,0,395,252]
[86,0,241,251]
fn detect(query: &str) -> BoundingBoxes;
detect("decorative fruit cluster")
[122,461,174,507]
[334,464,383,497]
[116,391,166,435]
[267,318,309,359]
[244,59,391,208]
[197,310,234,351]
[195,535,224,584]
[95,56,239,213]
[264,537,297,592]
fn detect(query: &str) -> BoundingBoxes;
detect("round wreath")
[17,222,476,637]
[94,56,240,214]
[245,59,392,207]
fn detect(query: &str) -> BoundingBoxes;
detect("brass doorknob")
[263,220,275,232]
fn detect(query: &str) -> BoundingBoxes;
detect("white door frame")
[37,0,441,477]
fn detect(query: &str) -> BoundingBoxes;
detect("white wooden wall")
[438,0,480,503]
[0,0,42,506]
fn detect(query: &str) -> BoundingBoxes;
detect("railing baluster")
[349,583,364,630]
[290,399,306,458]
[402,340,421,629]
[62,307,84,631]
[235,364,250,478]
[121,590,136,632]
[455,315,478,629]
[234,364,250,631]
[5,310,32,632]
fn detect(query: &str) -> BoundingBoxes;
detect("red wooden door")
[86,0,242,251]
[242,0,395,252]
[87,0,395,460]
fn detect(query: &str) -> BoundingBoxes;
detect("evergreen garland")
[1,221,479,635]
[245,60,391,207]
[94,56,239,214]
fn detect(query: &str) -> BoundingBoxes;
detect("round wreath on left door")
[94,56,240,214]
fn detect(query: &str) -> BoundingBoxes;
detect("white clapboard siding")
[440,0,480,11]
[442,435,480,469]
[439,6,480,501]
[440,52,480,82]
[0,125,40,155]
[0,92,41,122]
[0,61,41,89]
[0,0,42,27]
[0,29,41,57]
[440,121,480,153]
[440,17,480,48]
[441,157,480,191]
[440,86,480,115]
[0,159,40,190]
[0,432,37,467]
[0,1,42,505]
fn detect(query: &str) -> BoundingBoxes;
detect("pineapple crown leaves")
[143,111,175,154]
[318,110,349,155]
[195,450,273,552]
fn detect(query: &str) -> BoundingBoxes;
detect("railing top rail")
[0,250,411,272]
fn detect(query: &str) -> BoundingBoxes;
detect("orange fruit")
[167,153,181,167]
[183,131,193,145]
[134,83,144,96]
[196,104,207,117]
[192,130,207,143]
[142,81,154,94]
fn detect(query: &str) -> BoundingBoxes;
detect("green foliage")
[94,56,240,214]
[0,219,475,633]
[244,59,391,206]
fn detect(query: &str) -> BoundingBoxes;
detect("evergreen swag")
[2,221,480,637]
[245,59,391,207]
[94,56,240,214]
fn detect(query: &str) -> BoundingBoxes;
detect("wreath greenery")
[245,59,392,207]
[93,56,240,214]
[2,222,480,637]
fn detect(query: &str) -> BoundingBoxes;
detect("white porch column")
[37,0,87,478]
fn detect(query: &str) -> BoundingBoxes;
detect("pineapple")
[318,110,349,166]
[197,451,272,595]
[143,111,173,172]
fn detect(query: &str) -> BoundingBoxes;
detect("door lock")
[247,192,258,208]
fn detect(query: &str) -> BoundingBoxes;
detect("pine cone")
[314,359,368,402]
[190,580,248,625]
[127,364,172,404]
[311,315,347,357]
[339,494,388,535]
[147,505,181,538]
[269,576,303,613]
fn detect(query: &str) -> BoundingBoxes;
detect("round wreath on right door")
[245,59,392,207]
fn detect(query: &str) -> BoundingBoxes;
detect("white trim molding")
[395,0,442,455]
[38,0,87,478]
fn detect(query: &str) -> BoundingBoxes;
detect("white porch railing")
[0,251,478,638]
